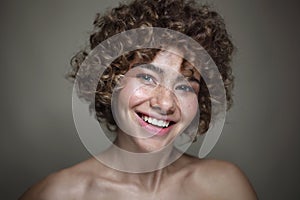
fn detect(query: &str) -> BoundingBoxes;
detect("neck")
[97,129,181,172]
[97,144,176,194]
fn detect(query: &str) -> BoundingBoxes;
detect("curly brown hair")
[69,0,234,136]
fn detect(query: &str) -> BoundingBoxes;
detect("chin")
[132,137,174,153]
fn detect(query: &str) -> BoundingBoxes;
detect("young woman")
[20,0,257,199]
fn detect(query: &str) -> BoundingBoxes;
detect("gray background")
[1,0,300,199]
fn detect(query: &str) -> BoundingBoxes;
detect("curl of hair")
[69,0,234,136]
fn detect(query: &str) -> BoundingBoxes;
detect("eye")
[136,73,157,84]
[175,85,194,92]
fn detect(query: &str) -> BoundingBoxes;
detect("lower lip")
[135,113,172,136]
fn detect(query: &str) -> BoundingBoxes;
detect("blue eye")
[136,73,156,84]
[176,85,194,92]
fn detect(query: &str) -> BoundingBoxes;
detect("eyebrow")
[134,63,200,85]
[134,63,165,74]
[175,76,201,85]
[187,77,201,85]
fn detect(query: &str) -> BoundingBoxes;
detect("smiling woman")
[19,0,257,199]
[114,50,199,152]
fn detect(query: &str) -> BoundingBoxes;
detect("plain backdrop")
[1,0,300,199]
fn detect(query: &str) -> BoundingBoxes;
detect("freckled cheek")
[120,83,152,108]
[179,97,199,120]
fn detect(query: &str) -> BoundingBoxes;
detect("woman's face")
[112,50,200,152]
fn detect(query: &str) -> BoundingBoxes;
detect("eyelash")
[136,73,196,93]
[175,85,194,92]
[136,73,157,84]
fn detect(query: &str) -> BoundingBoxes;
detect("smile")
[141,115,170,128]
[135,112,176,136]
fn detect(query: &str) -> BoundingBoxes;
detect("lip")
[134,112,174,136]
[136,111,177,123]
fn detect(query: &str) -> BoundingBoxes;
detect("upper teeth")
[142,115,170,128]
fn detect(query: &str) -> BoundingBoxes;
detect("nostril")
[151,105,175,115]
[149,86,177,114]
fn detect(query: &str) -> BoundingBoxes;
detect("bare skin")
[20,51,257,199]
[19,154,257,200]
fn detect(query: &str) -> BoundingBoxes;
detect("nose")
[150,86,176,115]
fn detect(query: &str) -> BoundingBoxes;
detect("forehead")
[149,50,200,80]
[151,50,183,70]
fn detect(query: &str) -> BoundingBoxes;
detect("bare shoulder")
[180,155,258,200]
[19,158,101,200]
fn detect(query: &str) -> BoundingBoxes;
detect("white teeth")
[141,115,170,128]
